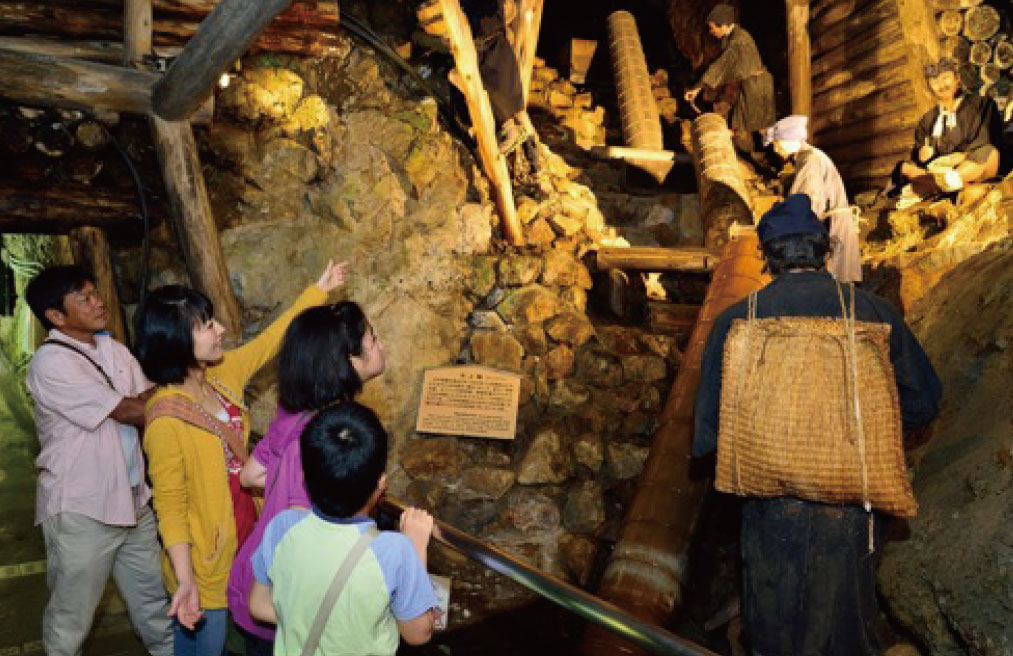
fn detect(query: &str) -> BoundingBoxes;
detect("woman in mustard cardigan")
[134,261,347,656]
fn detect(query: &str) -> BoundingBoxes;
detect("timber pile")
[0,1,344,57]
[929,0,1013,116]
[809,0,940,191]
[0,102,164,233]
[528,58,607,151]
[651,69,680,126]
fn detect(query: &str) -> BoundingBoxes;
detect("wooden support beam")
[152,0,293,120]
[816,105,920,149]
[894,0,940,113]
[0,182,163,233]
[69,227,127,342]
[513,0,543,104]
[812,38,907,96]
[590,145,692,164]
[595,247,719,272]
[0,48,156,115]
[786,0,812,122]
[124,0,152,66]
[647,302,701,334]
[151,116,242,334]
[812,59,912,115]
[440,0,524,245]
[823,128,912,164]
[0,37,127,64]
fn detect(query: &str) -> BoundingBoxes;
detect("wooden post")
[152,0,294,120]
[150,116,242,334]
[595,247,720,272]
[439,0,524,246]
[124,0,152,66]
[786,0,813,125]
[69,227,127,342]
[513,0,544,104]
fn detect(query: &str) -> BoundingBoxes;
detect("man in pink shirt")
[25,266,172,656]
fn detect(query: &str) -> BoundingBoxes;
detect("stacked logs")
[808,0,939,190]
[0,0,344,57]
[932,0,1013,115]
[0,101,165,233]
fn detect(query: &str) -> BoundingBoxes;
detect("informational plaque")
[415,365,520,440]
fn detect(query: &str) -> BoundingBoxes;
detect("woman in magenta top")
[227,301,386,655]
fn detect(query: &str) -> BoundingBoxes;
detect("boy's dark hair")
[761,232,832,275]
[133,285,214,384]
[301,401,388,518]
[24,266,94,330]
[278,302,367,412]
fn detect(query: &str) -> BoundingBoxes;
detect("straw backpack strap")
[147,395,249,463]
[301,527,381,656]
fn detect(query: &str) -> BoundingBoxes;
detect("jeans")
[41,505,173,656]
[172,608,228,656]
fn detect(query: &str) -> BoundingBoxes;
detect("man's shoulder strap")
[40,339,114,389]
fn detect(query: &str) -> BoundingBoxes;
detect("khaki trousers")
[41,505,172,656]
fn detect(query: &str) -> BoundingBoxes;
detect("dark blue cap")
[756,194,828,244]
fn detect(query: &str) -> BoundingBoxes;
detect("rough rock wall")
[878,240,1013,656]
[865,180,1013,656]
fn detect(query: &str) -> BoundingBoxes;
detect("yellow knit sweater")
[144,285,328,609]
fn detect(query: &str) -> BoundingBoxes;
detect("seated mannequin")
[897,58,1001,193]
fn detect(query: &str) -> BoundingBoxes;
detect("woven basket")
[715,300,917,517]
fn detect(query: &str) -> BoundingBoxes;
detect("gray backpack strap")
[301,526,381,656]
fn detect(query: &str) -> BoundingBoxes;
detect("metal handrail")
[378,497,719,656]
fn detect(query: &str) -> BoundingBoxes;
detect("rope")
[837,281,874,553]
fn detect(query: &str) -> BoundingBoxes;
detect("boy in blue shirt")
[249,402,438,655]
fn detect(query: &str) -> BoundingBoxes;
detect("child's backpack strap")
[302,527,381,656]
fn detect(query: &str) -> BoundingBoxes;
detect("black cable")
[337,11,478,155]
[100,124,152,306]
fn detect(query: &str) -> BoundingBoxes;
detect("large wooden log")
[995,40,1013,69]
[812,59,912,115]
[0,2,345,57]
[0,182,163,233]
[595,247,720,272]
[439,0,523,245]
[937,10,963,37]
[964,5,1000,42]
[823,128,912,164]
[513,0,543,104]
[152,0,294,120]
[0,37,127,64]
[581,233,767,656]
[69,227,126,341]
[837,152,906,180]
[812,37,907,95]
[811,0,899,56]
[940,35,971,62]
[813,82,916,135]
[124,0,151,65]
[811,21,903,78]
[0,48,156,114]
[969,41,993,66]
[815,104,920,148]
[810,0,878,36]
[150,116,242,334]
[786,0,812,120]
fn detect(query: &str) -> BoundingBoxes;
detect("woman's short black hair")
[301,401,387,518]
[761,231,832,275]
[133,285,214,385]
[278,302,367,412]
[24,266,94,330]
